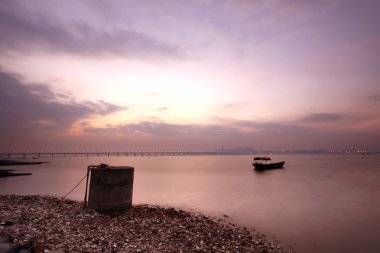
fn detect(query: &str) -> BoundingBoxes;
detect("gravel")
[0,195,292,253]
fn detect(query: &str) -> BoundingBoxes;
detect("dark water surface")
[1,154,379,252]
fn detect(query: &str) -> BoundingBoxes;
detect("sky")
[0,0,380,152]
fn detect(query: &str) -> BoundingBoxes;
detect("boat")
[253,157,271,161]
[253,161,285,171]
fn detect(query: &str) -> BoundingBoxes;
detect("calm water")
[1,154,380,252]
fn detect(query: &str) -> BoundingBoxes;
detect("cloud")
[87,101,126,115]
[81,117,378,151]
[0,2,182,59]
[220,0,342,42]
[0,69,124,137]
[83,118,326,148]
[301,113,342,122]
[84,121,240,138]
[83,114,378,147]
[0,0,342,59]
[235,120,311,134]
[156,107,168,112]
[0,66,376,151]
[3,96,378,151]
[366,94,380,102]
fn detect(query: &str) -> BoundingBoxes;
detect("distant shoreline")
[0,150,377,161]
[0,159,50,166]
[0,195,291,252]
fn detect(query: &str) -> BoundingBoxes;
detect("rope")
[63,173,88,199]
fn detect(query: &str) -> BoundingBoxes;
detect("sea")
[1,154,379,253]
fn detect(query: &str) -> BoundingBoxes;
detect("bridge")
[0,150,246,158]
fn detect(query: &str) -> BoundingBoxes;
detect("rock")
[0,195,292,253]
[0,221,13,227]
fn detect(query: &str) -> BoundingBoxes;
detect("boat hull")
[253,161,285,171]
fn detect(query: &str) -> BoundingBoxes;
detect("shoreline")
[0,160,50,167]
[0,195,291,252]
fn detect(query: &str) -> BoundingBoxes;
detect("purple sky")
[1,0,379,152]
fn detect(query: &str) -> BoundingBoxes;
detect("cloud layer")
[1,67,379,151]
[0,2,182,59]
[1,1,380,151]
[0,69,124,149]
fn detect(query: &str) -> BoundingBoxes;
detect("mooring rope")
[63,173,88,199]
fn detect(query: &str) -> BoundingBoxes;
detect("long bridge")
[0,150,250,158]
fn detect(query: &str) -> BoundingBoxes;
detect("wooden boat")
[253,161,285,171]
[253,157,271,161]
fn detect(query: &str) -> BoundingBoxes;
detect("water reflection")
[1,154,380,253]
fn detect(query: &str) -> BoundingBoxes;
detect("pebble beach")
[0,195,291,253]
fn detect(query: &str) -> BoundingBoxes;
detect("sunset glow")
[1,0,379,152]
